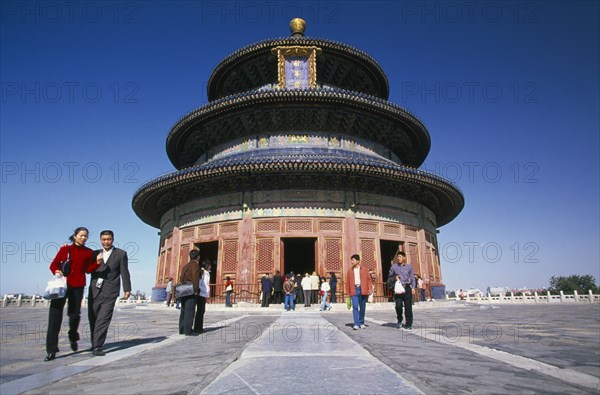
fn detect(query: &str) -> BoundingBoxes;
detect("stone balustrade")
[2,291,598,308]
[449,290,600,303]
[1,295,150,308]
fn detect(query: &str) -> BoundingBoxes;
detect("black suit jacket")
[90,247,131,299]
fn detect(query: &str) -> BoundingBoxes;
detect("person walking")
[388,251,415,330]
[165,278,173,307]
[345,254,372,330]
[368,269,376,303]
[320,277,332,311]
[88,230,132,356]
[417,275,426,302]
[44,227,96,362]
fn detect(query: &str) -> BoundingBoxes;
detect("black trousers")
[312,289,319,304]
[330,284,337,303]
[273,291,282,304]
[193,296,206,332]
[179,295,196,335]
[261,291,270,307]
[46,286,84,353]
[295,288,303,304]
[394,285,413,326]
[88,292,118,350]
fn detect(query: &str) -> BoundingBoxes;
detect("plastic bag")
[44,274,67,300]
[345,296,351,310]
[394,281,406,295]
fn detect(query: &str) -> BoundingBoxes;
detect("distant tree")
[549,275,599,294]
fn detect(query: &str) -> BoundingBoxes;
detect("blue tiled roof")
[202,148,394,170]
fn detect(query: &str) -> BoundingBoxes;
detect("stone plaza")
[1,301,598,394]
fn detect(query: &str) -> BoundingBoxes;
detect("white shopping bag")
[394,280,406,295]
[44,274,67,300]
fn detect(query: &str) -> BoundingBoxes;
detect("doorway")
[281,238,317,276]
[380,240,402,281]
[195,241,218,285]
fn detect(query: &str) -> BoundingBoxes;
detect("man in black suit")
[88,230,131,356]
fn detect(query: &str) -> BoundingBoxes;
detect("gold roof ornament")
[290,18,306,37]
[272,45,321,89]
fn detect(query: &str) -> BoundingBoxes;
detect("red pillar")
[343,214,357,276]
[237,217,254,285]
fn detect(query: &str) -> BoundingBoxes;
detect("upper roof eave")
[207,36,390,100]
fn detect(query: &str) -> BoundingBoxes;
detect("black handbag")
[60,246,71,276]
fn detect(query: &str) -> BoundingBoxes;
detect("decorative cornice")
[132,154,464,229]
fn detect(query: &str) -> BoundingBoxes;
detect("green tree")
[549,275,599,294]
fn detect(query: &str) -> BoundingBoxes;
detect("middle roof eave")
[207,36,390,100]
[166,88,431,169]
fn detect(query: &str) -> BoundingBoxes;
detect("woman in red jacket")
[45,227,98,361]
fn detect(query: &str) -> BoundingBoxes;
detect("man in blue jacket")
[388,251,415,330]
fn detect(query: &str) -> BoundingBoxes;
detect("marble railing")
[448,290,600,303]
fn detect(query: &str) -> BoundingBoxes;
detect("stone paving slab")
[1,302,599,394]
[200,313,422,394]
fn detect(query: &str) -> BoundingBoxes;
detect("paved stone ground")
[325,303,600,394]
[0,302,598,394]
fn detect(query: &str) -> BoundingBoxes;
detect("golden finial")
[290,18,306,37]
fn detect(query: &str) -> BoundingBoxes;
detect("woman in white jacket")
[320,277,333,311]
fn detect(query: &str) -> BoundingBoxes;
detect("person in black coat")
[329,272,338,303]
[260,274,272,307]
[272,271,284,305]
[294,273,303,304]
[178,250,201,335]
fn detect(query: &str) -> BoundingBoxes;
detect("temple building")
[132,19,464,301]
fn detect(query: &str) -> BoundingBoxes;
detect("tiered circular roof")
[133,22,464,229]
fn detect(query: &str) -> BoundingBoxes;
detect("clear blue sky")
[1,1,598,296]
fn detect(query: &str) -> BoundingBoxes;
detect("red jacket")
[345,265,373,296]
[49,244,95,288]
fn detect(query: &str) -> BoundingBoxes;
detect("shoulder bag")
[60,246,71,276]
[175,265,194,298]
